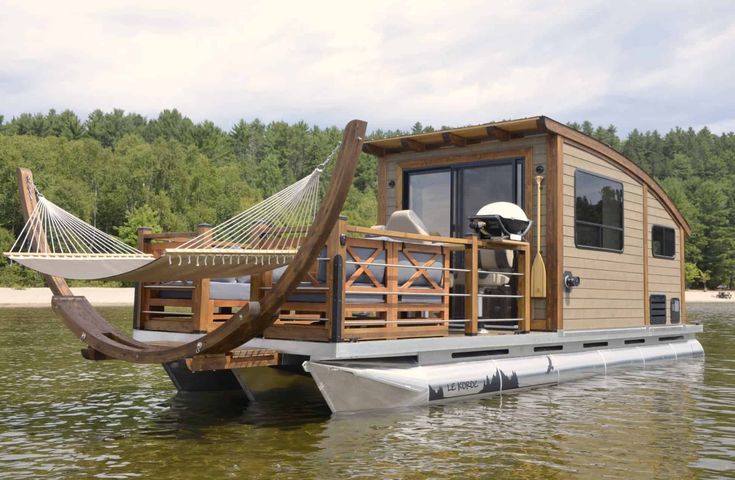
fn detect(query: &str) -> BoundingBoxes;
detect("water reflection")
[0,305,732,479]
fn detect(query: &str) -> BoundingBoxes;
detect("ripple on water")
[0,305,733,479]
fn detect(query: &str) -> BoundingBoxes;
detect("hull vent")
[650,294,667,325]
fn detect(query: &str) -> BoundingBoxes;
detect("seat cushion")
[285,281,385,304]
[397,251,444,287]
[399,289,444,304]
[212,277,236,284]
[209,281,251,300]
[157,280,194,299]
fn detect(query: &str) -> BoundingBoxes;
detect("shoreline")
[0,287,135,307]
[0,287,732,308]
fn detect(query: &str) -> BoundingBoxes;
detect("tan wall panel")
[564,317,643,329]
[564,307,646,319]
[647,192,683,323]
[564,257,647,274]
[562,143,645,329]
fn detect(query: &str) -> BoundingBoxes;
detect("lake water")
[0,304,733,479]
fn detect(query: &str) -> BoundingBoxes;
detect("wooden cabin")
[135,116,690,342]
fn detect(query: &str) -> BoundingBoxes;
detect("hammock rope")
[10,195,149,258]
[4,143,341,281]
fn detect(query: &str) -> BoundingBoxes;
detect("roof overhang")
[362,117,544,156]
[363,115,691,236]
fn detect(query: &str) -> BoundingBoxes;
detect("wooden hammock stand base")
[19,119,367,365]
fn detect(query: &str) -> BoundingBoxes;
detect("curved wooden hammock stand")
[18,119,366,364]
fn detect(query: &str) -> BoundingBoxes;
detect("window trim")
[573,169,625,253]
[651,224,676,259]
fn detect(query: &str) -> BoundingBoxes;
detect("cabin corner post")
[680,227,687,324]
[464,235,479,335]
[326,217,347,341]
[544,135,563,331]
[642,185,650,326]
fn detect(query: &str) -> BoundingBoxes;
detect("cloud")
[0,0,733,134]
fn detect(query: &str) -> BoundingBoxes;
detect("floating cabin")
[9,117,703,413]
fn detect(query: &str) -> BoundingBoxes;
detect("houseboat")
[6,117,703,413]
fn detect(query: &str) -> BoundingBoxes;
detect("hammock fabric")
[4,145,337,282]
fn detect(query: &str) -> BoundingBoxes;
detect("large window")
[574,170,624,252]
[652,225,676,258]
[404,158,523,238]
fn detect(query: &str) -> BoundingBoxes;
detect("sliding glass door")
[404,158,524,238]
[404,157,525,324]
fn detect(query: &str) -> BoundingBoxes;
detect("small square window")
[652,225,675,259]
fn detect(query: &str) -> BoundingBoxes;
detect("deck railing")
[262,219,531,341]
[135,219,531,341]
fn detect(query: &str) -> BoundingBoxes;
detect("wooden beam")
[486,126,511,141]
[680,227,687,324]
[326,218,347,341]
[378,157,388,224]
[464,236,479,335]
[545,134,564,331]
[642,185,650,326]
[186,349,280,372]
[81,347,111,361]
[442,132,467,147]
[16,168,72,297]
[362,143,386,157]
[400,137,426,152]
[520,243,531,332]
[192,223,213,332]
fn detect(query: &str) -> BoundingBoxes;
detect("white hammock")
[4,145,337,281]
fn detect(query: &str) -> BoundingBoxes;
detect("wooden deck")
[136,222,531,345]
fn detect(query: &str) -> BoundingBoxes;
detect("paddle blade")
[531,253,547,298]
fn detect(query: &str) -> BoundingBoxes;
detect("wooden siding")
[647,191,683,323]
[562,143,645,330]
[381,135,549,322]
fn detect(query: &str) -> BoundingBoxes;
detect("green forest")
[0,109,733,289]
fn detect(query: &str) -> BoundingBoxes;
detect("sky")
[1,0,734,135]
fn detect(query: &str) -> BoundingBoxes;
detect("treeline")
[0,110,732,288]
[0,109,385,286]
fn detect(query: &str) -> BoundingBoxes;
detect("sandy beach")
[685,290,735,303]
[0,287,731,307]
[0,287,135,307]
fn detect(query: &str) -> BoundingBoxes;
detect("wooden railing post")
[326,217,347,341]
[134,226,153,330]
[385,240,399,338]
[464,235,479,336]
[518,243,531,332]
[192,223,212,332]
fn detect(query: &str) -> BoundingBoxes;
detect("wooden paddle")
[531,175,547,298]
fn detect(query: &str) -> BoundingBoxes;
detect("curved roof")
[362,116,691,235]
